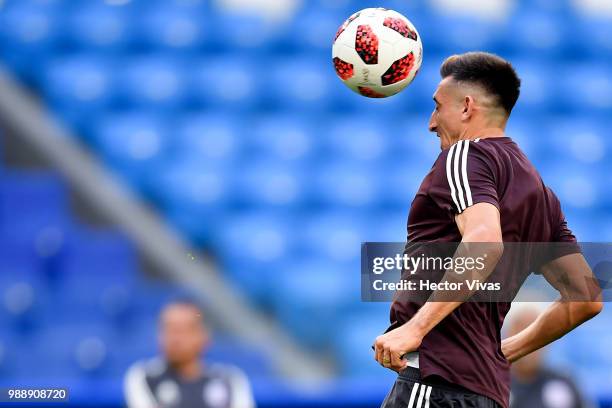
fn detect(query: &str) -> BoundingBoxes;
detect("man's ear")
[462,95,475,121]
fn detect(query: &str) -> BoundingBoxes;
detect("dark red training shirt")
[389,137,576,408]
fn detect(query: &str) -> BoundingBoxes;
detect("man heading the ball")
[374,52,602,408]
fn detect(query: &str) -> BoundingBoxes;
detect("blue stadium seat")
[233,161,305,209]
[214,212,294,302]
[557,63,612,114]
[32,324,117,377]
[541,116,608,167]
[365,211,408,243]
[502,12,566,58]
[246,114,318,163]
[64,3,131,51]
[0,334,18,377]
[117,56,187,110]
[288,10,340,54]
[376,0,429,15]
[575,15,612,60]
[3,334,60,379]
[0,244,47,331]
[49,229,138,324]
[298,211,366,263]
[134,3,208,52]
[392,115,439,158]
[58,228,137,276]
[211,11,280,52]
[377,162,426,209]
[42,55,116,131]
[188,56,259,111]
[308,161,380,209]
[269,258,360,348]
[164,207,224,246]
[174,113,243,164]
[572,326,612,367]
[331,84,414,114]
[0,172,71,241]
[422,13,505,55]
[516,0,572,16]
[574,366,612,401]
[510,59,557,114]
[148,159,230,223]
[92,113,169,188]
[0,241,44,287]
[332,313,392,376]
[113,316,158,362]
[266,56,334,112]
[323,116,390,163]
[540,163,603,212]
[545,334,574,369]
[216,209,291,270]
[0,1,60,79]
[296,0,355,20]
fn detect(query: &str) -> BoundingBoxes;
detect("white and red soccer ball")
[332,8,423,98]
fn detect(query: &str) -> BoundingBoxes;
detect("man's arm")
[374,202,503,371]
[501,254,603,363]
[124,362,158,408]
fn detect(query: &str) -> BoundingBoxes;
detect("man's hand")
[373,323,423,372]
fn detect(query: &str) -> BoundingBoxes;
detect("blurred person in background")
[124,301,255,408]
[509,306,592,408]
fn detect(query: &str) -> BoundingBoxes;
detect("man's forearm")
[407,241,503,338]
[502,300,602,363]
[404,301,463,338]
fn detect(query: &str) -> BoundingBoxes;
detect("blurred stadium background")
[0,0,611,406]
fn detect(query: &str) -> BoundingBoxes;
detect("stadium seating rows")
[0,169,273,380]
[1,0,612,397]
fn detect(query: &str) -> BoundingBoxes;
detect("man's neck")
[171,360,203,381]
[458,126,506,141]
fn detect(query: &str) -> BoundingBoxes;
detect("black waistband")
[399,366,478,395]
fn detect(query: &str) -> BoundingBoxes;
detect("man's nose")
[428,118,437,133]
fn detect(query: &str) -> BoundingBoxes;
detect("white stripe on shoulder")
[407,382,420,408]
[453,141,467,211]
[446,144,461,213]
[415,383,427,408]
[124,362,158,408]
[424,385,432,408]
[461,140,473,207]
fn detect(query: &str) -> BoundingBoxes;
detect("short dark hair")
[160,299,206,324]
[440,52,521,115]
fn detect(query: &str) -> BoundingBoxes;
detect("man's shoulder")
[126,357,168,380]
[433,139,496,167]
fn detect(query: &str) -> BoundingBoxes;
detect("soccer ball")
[332,8,423,98]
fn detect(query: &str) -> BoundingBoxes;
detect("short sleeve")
[533,191,581,272]
[429,140,499,215]
[556,217,577,243]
